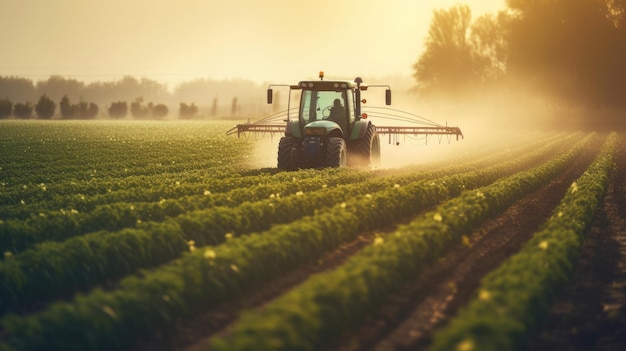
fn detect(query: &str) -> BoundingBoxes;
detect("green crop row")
[0,133,579,314]
[0,135,593,351]
[0,153,514,314]
[0,133,574,254]
[1,131,576,241]
[1,130,571,220]
[0,177,378,314]
[0,166,366,220]
[427,133,618,351]
[0,168,241,219]
[1,166,300,220]
[0,122,251,218]
[208,133,599,351]
[0,169,335,219]
[0,168,371,253]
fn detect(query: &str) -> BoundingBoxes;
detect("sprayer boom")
[226,124,285,138]
[227,123,463,143]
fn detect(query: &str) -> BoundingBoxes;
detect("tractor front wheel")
[278,136,299,170]
[326,137,347,168]
[349,124,380,168]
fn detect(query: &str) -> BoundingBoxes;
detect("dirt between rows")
[529,139,626,351]
[135,229,378,351]
[135,142,604,351]
[326,143,600,351]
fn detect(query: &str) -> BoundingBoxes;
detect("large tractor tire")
[325,137,347,168]
[349,125,380,168]
[277,136,299,170]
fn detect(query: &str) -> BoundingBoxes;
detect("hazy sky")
[1,0,505,87]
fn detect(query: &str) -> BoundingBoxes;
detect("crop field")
[0,120,625,351]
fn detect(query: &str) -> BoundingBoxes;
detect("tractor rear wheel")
[349,124,380,168]
[278,136,299,170]
[326,137,347,168]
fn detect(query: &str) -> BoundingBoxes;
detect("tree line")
[415,0,626,127]
[0,94,201,120]
[0,75,267,119]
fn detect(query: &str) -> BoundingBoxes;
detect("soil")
[134,137,626,351]
[528,139,626,351]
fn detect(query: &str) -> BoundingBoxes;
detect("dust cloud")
[248,137,283,169]
[245,74,598,171]
[369,78,562,169]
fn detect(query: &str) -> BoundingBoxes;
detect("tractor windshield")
[300,90,348,124]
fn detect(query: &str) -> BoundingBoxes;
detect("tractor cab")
[297,80,356,139]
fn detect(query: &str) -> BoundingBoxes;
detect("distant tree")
[90,76,169,106]
[506,0,624,107]
[78,101,89,118]
[1,75,266,119]
[414,5,483,95]
[60,95,72,119]
[86,102,98,119]
[72,101,98,119]
[138,77,169,102]
[59,95,98,119]
[179,102,198,119]
[13,102,33,119]
[0,76,36,103]
[36,75,85,103]
[172,78,263,117]
[189,103,198,118]
[130,98,150,119]
[0,98,13,119]
[470,11,511,82]
[108,101,128,118]
[35,94,56,119]
[153,104,168,118]
[211,96,218,117]
[231,97,238,116]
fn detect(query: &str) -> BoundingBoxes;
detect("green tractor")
[227,72,463,170]
[269,72,385,170]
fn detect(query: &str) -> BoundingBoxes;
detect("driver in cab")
[327,98,346,126]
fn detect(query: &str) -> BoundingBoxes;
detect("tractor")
[227,72,463,170]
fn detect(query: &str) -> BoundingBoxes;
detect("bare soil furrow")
[326,148,596,351]
[529,138,626,351]
[134,234,377,351]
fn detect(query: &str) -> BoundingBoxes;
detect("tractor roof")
[295,80,356,91]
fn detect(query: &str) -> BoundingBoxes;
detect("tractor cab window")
[300,90,348,125]
[300,90,315,123]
